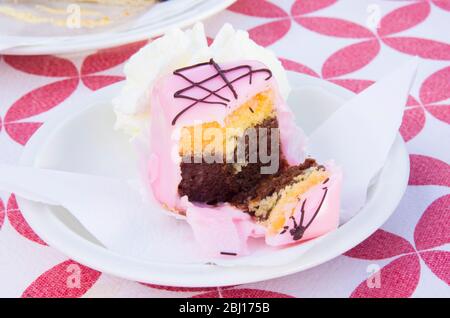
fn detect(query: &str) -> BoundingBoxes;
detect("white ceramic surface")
[0,0,236,55]
[17,73,410,287]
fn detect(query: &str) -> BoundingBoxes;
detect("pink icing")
[181,197,265,256]
[148,60,305,212]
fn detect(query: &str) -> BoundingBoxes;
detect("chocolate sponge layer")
[230,158,319,215]
[178,117,285,205]
[178,161,238,204]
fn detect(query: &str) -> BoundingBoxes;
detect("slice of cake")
[149,58,304,213]
[148,57,341,255]
[114,23,341,256]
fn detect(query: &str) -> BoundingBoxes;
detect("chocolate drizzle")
[171,59,272,125]
[220,251,237,256]
[280,178,329,241]
[211,59,238,99]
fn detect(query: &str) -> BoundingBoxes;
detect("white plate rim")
[16,74,410,287]
[1,0,236,55]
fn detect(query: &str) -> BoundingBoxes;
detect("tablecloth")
[0,0,449,298]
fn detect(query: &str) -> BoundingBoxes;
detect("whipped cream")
[113,23,290,136]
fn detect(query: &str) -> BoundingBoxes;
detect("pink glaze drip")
[181,197,265,256]
[148,60,305,213]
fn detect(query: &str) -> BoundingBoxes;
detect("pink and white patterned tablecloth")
[0,0,449,298]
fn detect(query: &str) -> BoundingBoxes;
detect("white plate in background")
[0,0,236,55]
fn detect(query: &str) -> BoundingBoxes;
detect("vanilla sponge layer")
[179,90,276,157]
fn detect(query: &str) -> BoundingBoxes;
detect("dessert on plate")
[114,23,342,256]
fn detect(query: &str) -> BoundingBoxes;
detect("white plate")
[0,0,235,55]
[17,73,409,287]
